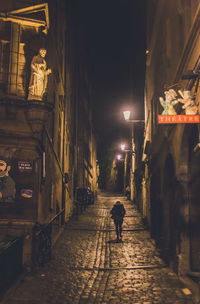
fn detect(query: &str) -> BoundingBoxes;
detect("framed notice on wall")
[18,161,33,172]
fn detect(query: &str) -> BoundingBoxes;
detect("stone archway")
[150,166,162,244]
[178,124,200,274]
[188,125,200,271]
[162,154,177,265]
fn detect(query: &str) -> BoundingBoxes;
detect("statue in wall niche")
[28,48,52,101]
[178,90,199,115]
[0,159,16,202]
[159,89,178,115]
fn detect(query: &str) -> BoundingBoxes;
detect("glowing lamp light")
[116,154,122,160]
[123,110,131,121]
[121,144,125,151]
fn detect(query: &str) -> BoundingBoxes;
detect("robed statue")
[28,48,51,101]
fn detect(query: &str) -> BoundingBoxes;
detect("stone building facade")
[0,0,98,270]
[142,0,200,298]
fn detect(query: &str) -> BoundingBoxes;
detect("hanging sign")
[158,89,199,124]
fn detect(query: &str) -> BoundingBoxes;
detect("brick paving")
[0,191,196,303]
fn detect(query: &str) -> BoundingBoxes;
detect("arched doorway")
[179,124,200,273]
[188,125,200,271]
[162,154,178,266]
[150,167,162,244]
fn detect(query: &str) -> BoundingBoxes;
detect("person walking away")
[110,201,126,242]
[125,185,131,200]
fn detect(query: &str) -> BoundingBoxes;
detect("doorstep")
[180,274,200,304]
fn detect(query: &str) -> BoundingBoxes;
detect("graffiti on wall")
[0,159,16,202]
[0,155,34,203]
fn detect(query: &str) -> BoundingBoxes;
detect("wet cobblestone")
[1,191,195,303]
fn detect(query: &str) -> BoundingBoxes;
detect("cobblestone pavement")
[1,191,196,304]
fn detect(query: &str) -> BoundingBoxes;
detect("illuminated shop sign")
[158,115,200,124]
[158,89,199,124]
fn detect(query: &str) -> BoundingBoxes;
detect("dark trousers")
[114,219,123,239]
[126,191,130,200]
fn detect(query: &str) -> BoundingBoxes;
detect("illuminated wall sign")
[18,161,33,172]
[158,115,200,124]
[158,88,199,124]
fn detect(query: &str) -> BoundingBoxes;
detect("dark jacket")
[110,203,126,221]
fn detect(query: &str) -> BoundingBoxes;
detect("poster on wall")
[158,89,199,124]
[0,153,34,203]
[0,159,16,203]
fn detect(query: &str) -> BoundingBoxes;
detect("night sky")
[74,0,146,157]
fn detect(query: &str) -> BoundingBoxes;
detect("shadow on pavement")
[107,239,123,244]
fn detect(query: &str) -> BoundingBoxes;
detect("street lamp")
[120,143,135,153]
[116,154,122,160]
[123,110,131,121]
[120,144,126,151]
[123,110,144,202]
[120,143,129,195]
[123,110,144,123]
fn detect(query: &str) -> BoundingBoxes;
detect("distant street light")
[123,110,131,121]
[116,154,122,160]
[120,143,134,153]
[120,143,128,194]
[123,110,145,123]
[123,110,144,202]
[121,144,126,151]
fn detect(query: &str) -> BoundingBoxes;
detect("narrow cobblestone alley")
[1,191,196,304]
